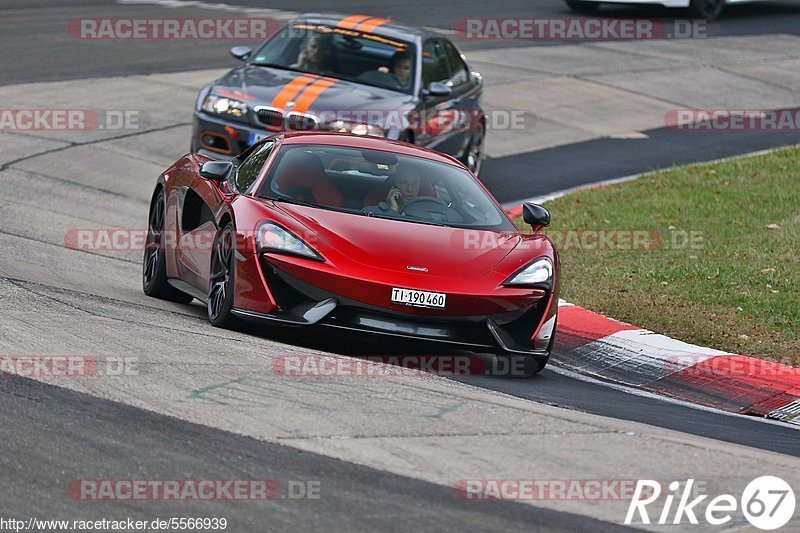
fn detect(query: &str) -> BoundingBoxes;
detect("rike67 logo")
[626,477,796,530]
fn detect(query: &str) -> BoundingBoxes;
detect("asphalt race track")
[1,1,799,531]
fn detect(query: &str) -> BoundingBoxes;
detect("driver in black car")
[389,50,413,91]
[385,167,421,212]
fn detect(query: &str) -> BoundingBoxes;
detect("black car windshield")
[256,144,514,231]
[251,24,417,95]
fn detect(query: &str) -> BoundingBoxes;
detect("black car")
[191,14,486,175]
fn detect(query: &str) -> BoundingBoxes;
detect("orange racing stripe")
[290,78,338,113]
[270,75,319,109]
[337,15,372,29]
[355,17,391,32]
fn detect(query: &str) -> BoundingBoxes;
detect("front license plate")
[248,132,267,145]
[391,288,446,309]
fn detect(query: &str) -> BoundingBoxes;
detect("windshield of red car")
[250,24,417,95]
[256,144,515,231]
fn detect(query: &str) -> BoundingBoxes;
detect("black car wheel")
[465,123,485,176]
[565,0,600,14]
[143,191,194,303]
[208,222,238,328]
[689,0,725,20]
[495,354,549,377]
[495,319,556,377]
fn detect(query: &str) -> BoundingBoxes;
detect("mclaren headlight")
[325,120,384,137]
[202,95,248,119]
[504,258,553,287]
[256,222,322,261]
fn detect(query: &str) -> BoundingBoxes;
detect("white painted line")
[422,26,456,35]
[548,364,800,431]
[115,0,300,18]
[608,132,649,140]
[504,173,643,208]
[604,329,729,358]
[768,399,800,426]
[115,0,456,36]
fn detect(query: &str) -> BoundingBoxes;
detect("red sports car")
[143,132,558,374]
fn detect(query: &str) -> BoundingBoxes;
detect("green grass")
[517,146,800,365]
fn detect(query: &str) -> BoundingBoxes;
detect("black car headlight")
[504,258,553,287]
[202,95,248,119]
[256,222,322,261]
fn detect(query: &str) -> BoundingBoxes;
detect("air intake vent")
[286,113,317,131]
[255,108,283,129]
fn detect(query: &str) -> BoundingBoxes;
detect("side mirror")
[230,46,252,61]
[200,160,233,181]
[424,81,452,97]
[522,202,551,229]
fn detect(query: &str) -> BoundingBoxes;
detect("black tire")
[565,1,600,14]
[463,122,485,176]
[495,353,548,377]
[207,222,239,328]
[689,0,725,20]
[494,320,556,377]
[142,191,195,303]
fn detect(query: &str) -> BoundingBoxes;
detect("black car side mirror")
[522,202,551,230]
[230,46,252,61]
[424,81,452,97]
[200,161,233,181]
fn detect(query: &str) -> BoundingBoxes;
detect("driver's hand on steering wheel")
[386,187,402,211]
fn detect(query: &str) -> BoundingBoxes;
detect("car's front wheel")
[207,222,239,328]
[496,354,549,377]
[143,190,194,303]
[565,0,600,14]
[464,123,485,176]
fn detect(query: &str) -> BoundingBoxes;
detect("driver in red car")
[386,167,421,212]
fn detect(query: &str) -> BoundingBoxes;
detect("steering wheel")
[399,196,453,222]
[399,196,447,213]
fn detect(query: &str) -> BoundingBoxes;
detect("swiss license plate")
[248,132,267,145]
[391,287,446,309]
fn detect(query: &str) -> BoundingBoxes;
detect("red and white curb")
[554,301,800,426]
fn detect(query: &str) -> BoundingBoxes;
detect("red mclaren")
[143,132,558,374]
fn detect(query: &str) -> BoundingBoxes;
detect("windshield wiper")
[265,196,314,208]
[268,196,356,215]
[362,211,447,227]
[249,63,313,75]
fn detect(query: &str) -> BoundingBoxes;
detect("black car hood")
[212,65,415,119]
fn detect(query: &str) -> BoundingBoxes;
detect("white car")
[565,0,763,20]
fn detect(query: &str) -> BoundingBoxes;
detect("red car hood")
[274,203,520,280]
